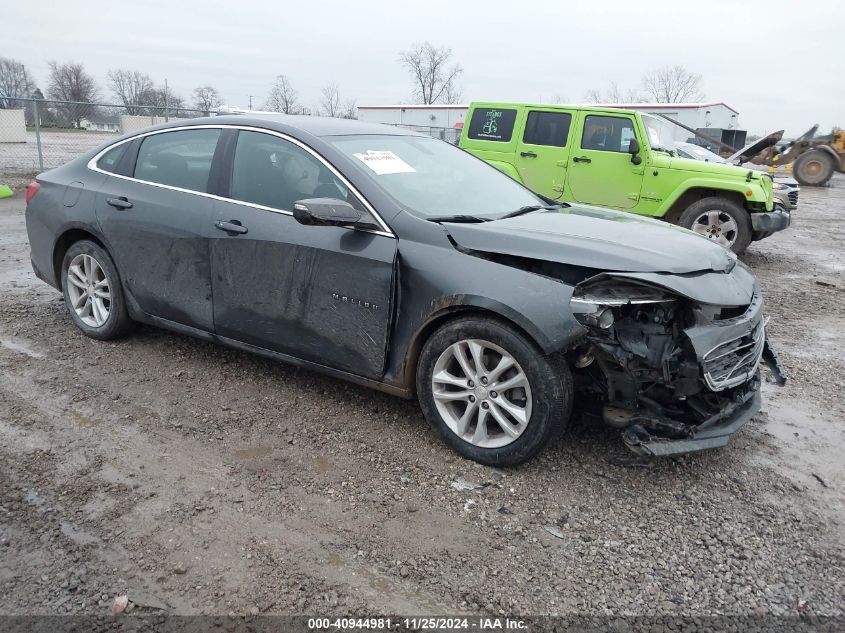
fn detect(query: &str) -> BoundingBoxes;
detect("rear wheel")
[416,316,572,466]
[61,240,133,340]
[793,149,836,186]
[679,197,752,254]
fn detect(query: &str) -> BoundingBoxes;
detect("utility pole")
[164,78,169,122]
[249,95,254,110]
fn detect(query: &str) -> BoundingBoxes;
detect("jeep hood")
[668,156,762,179]
[444,205,736,275]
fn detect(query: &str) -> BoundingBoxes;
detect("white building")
[357,104,468,129]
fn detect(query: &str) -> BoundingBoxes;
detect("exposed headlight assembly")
[570,282,676,330]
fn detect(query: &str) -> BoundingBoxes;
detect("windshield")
[327,135,542,218]
[642,114,679,154]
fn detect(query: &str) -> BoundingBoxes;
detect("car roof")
[137,114,423,139]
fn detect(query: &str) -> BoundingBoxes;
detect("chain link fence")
[0,98,216,184]
[384,123,463,145]
[0,100,463,186]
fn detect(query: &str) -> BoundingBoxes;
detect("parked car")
[25,116,784,465]
[674,140,799,211]
[458,102,790,254]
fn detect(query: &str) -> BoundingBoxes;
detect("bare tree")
[319,83,342,117]
[265,75,300,114]
[193,85,221,113]
[107,69,154,115]
[399,42,463,104]
[147,87,184,113]
[584,82,640,104]
[641,65,704,103]
[0,57,35,108]
[341,99,357,120]
[47,61,98,126]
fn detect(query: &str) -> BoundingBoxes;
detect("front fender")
[657,178,770,216]
[384,238,586,390]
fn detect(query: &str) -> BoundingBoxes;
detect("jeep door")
[208,128,397,379]
[566,113,644,209]
[513,109,574,199]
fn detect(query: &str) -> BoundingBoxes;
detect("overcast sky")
[6,0,843,136]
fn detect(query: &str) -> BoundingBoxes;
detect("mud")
[0,179,843,618]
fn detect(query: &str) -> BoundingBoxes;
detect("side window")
[230,130,360,212]
[581,115,636,152]
[134,129,220,192]
[466,108,517,142]
[96,143,129,173]
[523,111,571,147]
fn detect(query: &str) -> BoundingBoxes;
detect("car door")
[94,127,221,331]
[209,129,397,379]
[566,113,644,209]
[514,109,574,199]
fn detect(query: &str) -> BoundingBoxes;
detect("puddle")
[233,446,273,460]
[60,521,99,545]
[24,490,47,511]
[0,336,44,359]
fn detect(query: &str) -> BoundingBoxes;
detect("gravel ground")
[0,179,843,624]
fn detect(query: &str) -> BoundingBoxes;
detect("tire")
[793,149,836,186]
[416,316,573,466]
[61,240,134,340]
[678,197,752,254]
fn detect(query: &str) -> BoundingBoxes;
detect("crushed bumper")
[751,206,791,238]
[622,381,761,457]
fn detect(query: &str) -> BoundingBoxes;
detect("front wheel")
[416,316,572,466]
[679,197,752,254]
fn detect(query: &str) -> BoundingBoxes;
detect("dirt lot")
[0,179,843,623]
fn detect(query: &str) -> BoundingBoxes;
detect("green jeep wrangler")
[458,102,790,254]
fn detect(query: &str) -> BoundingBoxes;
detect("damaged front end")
[569,274,786,457]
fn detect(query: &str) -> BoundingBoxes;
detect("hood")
[445,205,737,275]
[726,130,784,165]
[668,155,761,178]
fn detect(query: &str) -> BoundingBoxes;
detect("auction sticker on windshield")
[353,150,416,175]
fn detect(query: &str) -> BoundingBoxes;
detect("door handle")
[520,151,537,158]
[106,197,133,210]
[572,156,592,164]
[215,220,248,235]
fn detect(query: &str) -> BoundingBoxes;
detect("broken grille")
[702,321,765,391]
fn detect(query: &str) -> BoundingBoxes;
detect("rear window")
[523,111,571,147]
[96,143,129,173]
[466,108,517,142]
[134,129,220,193]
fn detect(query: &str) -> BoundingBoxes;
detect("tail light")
[25,181,41,205]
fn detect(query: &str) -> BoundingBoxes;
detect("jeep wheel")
[416,316,572,466]
[793,150,835,187]
[679,197,752,254]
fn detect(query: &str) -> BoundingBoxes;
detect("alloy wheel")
[66,254,111,328]
[691,210,738,248]
[431,339,532,449]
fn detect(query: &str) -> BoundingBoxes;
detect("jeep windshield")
[642,114,679,155]
[327,135,542,219]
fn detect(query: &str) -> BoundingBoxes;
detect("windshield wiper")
[426,215,492,223]
[652,146,675,156]
[498,204,561,220]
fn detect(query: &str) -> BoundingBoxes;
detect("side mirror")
[293,198,363,227]
[628,138,642,165]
